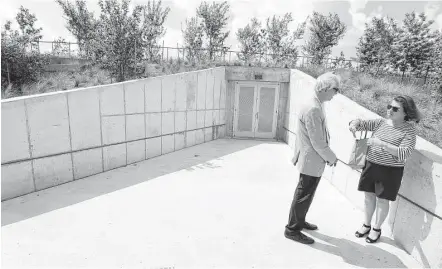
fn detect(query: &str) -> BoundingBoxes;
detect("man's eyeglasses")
[387,105,400,112]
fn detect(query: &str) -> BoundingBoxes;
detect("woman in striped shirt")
[349,95,421,243]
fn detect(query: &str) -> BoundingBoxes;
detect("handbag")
[348,130,370,170]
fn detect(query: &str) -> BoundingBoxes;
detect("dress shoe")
[284,231,315,244]
[303,222,318,230]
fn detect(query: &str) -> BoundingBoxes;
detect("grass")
[298,66,442,148]
[2,61,441,148]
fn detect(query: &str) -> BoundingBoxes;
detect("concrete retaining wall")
[284,69,442,268]
[1,67,227,201]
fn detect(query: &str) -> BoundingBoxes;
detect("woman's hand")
[349,120,359,133]
[367,137,385,147]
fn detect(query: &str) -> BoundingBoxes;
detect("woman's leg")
[374,197,390,228]
[368,197,390,238]
[357,192,376,234]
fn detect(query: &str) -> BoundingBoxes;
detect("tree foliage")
[265,13,305,66]
[235,13,305,67]
[55,0,97,58]
[303,12,346,65]
[389,12,436,79]
[1,7,48,90]
[182,16,205,64]
[196,1,230,60]
[236,18,266,64]
[93,0,144,81]
[141,0,170,62]
[357,16,399,74]
[56,0,170,81]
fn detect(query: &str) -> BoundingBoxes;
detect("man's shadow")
[306,231,408,268]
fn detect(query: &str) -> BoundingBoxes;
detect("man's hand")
[327,157,338,166]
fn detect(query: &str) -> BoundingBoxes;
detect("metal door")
[233,83,257,137]
[233,82,279,139]
[255,84,279,138]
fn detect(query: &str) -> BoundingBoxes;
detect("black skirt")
[358,161,404,201]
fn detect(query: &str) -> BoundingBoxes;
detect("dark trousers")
[285,173,321,233]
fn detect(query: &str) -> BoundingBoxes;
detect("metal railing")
[29,40,440,84]
[29,40,361,69]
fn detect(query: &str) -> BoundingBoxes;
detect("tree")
[55,0,97,58]
[236,17,267,64]
[16,6,43,40]
[426,30,442,90]
[140,0,170,62]
[1,8,48,91]
[182,16,205,64]
[303,12,346,65]
[265,13,305,67]
[93,0,144,81]
[389,12,436,80]
[196,1,230,61]
[357,16,399,75]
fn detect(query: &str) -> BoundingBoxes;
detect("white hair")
[314,72,341,93]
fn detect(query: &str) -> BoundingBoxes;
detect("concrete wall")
[284,69,442,268]
[225,66,289,139]
[1,67,227,201]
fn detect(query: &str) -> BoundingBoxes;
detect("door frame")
[233,81,280,139]
[233,81,258,138]
[254,83,280,139]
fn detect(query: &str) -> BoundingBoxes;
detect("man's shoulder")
[299,101,321,117]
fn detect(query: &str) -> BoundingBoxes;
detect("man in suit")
[285,72,340,244]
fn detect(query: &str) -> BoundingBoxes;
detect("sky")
[1,0,442,59]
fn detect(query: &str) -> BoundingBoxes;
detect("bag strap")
[349,120,370,140]
[353,130,368,140]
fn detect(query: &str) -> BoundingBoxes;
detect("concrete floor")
[2,139,422,268]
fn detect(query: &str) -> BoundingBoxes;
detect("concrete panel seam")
[98,89,104,172]
[143,81,147,160]
[65,94,75,180]
[174,77,176,152]
[160,78,163,155]
[102,113,146,117]
[23,99,36,192]
[195,72,199,140]
[213,70,215,115]
[123,84,128,166]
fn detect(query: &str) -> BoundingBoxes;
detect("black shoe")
[284,231,315,244]
[366,228,381,243]
[355,224,371,238]
[303,222,318,230]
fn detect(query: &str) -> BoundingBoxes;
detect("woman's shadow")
[306,231,408,268]
[385,149,439,268]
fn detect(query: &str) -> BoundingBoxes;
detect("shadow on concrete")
[2,139,273,226]
[307,231,408,268]
[388,149,439,268]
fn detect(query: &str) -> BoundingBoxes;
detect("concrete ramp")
[1,139,421,268]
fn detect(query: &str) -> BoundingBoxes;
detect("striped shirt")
[355,118,417,167]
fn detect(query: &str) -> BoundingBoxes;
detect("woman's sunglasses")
[387,105,400,112]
